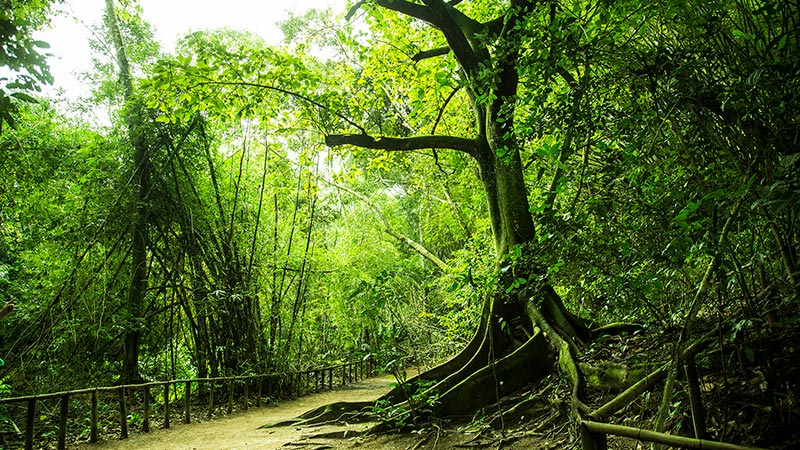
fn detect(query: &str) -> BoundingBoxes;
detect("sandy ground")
[72,375,396,450]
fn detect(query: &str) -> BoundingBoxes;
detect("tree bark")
[314,0,590,423]
[105,0,149,384]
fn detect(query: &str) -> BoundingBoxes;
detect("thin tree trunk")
[105,0,149,383]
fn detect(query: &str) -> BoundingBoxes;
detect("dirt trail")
[73,374,396,450]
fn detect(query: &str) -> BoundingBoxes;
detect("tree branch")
[421,0,482,75]
[374,0,437,25]
[325,133,478,156]
[330,182,449,272]
[412,47,451,61]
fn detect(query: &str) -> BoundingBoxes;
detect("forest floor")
[71,372,566,450]
[71,308,800,450]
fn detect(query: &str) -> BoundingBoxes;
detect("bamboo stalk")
[591,363,669,420]
[684,356,707,439]
[582,420,765,450]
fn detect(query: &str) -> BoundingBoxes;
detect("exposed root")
[264,401,375,427]
[432,327,553,419]
[303,429,364,440]
[279,284,593,436]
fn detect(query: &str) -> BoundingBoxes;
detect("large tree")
[320,0,591,418]
[144,0,799,432]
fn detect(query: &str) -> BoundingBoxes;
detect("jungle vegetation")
[1,0,798,447]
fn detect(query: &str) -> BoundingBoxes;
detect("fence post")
[243,377,249,410]
[143,385,151,432]
[329,368,333,390]
[25,398,35,450]
[184,381,191,424]
[119,386,128,439]
[90,389,99,443]
[208,381,215,418]
[257,376,263,407]
[57,393,69,450]
[164,383,171,429]
[227,379,234,414]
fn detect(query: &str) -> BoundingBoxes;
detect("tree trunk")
[104,0,149,384]
[305,0,592,424]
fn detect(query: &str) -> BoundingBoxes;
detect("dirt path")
[73,375,396,450]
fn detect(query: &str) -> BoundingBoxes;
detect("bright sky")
[37,0,346,98]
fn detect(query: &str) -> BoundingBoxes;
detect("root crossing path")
[74,374,396,450]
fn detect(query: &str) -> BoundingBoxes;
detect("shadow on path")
[73,374,395,450]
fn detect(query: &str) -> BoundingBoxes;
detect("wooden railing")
[0,357,376,450]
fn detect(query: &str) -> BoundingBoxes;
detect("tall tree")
[104,0,149,383]
[320,0,592,417]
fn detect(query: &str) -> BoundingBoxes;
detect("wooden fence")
[0,357,376,450]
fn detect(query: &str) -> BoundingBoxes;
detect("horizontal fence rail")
[0,357,376,450]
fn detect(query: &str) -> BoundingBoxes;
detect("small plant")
[372,359,439,429]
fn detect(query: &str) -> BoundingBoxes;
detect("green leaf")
[10,92,38,103]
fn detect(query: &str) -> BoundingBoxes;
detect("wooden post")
[90,389,99,443]
[227,379,234,414]
[119,387,129,439]
[184,381,191,424]
[329,368,333,390]
[164,383,171,429]
[208,382,215,418]
[25,398,35,450]
[257,376,263,407]
[57,393,69,450]
[243,378,249,410]
[342,364,346,385]
[143,385,151,433]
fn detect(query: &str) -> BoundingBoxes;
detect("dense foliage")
[0,0,797,446]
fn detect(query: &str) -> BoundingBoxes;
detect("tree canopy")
[0,0,798,448]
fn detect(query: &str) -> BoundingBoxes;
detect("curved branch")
[330,182,449,272]
[374,0,436,25]
[325,133,478,156]
[421,0,482,75]
[412,47,451,61]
